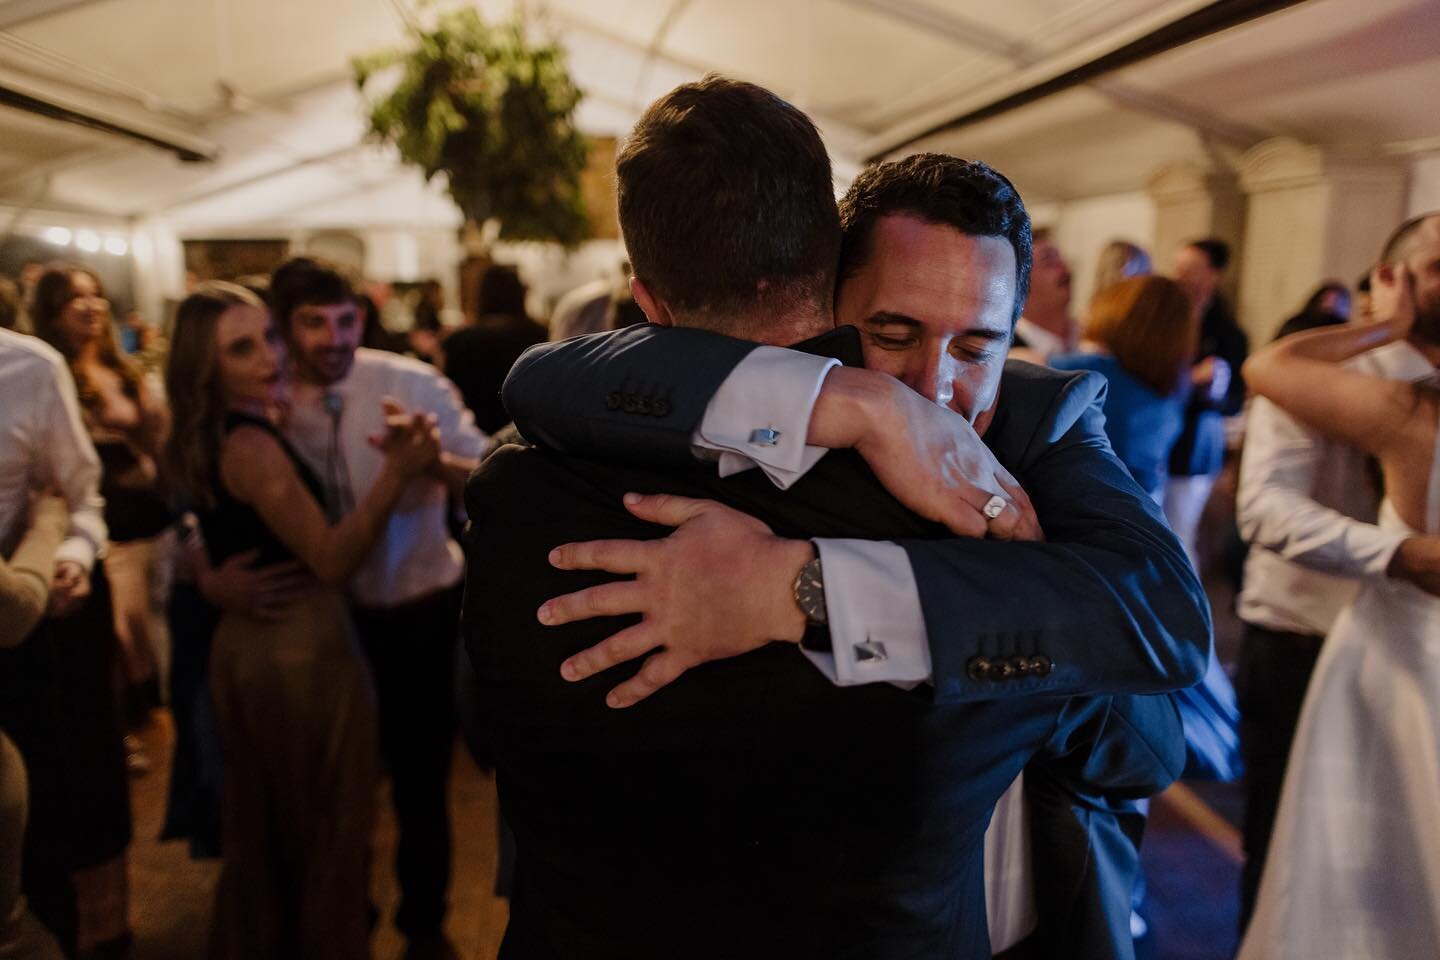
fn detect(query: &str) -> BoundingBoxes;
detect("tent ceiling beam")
[861,0,1312,161]
[0,71,219,162]
[837,0,1269,150]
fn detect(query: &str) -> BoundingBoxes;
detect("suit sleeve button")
[652,398,671,417]
[1010,655,1031,675]
[995,660,1016,680]
[968,657,992,681]
[1030,656,1052,677]
[605,391,622,411]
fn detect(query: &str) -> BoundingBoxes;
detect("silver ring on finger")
[982,494,1007,520]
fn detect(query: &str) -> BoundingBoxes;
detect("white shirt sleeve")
[800,539,933,687]
[1237,397,1405,580]
[422,367,491,460]
[693,346,838,489]
[40,358,107,571]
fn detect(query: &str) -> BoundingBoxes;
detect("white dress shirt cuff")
[800,539,932,687]
[1358,526,1410,579]
[694,347,838,490]
[55,535,98,572]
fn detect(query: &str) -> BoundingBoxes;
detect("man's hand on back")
[540,493,814,708]
[808,366,1041,541]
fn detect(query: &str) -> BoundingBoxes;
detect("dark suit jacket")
[464,434,1184,959]
[497,323,1211,959]
[502,323,1212,700]
[1169,297,1249,477]
[443,313,548,434]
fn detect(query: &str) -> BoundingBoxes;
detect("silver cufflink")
[853,640,889,663]
[748,427,781,446]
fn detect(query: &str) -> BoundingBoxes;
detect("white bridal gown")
[1240,421,1440,959]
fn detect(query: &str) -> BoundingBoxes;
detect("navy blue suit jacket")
[464,430,1185,959]
[476,323,1207,958]
[502,323,1212,701]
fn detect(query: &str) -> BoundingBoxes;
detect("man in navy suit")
[464,76,1204,959]
[501,156,1205,957]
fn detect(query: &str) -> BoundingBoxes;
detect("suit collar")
[788,325,865,367]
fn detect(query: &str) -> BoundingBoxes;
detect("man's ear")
[630,277,674,327]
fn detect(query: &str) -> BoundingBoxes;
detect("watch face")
[796,556,827,625]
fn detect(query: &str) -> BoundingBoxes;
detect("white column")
[1237,138,1408,342]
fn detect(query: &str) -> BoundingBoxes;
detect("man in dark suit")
[464,76,1200,959]
[500,162,1201,956]
[443,264,548,434]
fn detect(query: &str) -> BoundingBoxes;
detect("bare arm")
[1245,260,1429,461]
[0,495,68,645]
[221,412,438,585]
[135,374,171,461]
[1243,320,1417,461]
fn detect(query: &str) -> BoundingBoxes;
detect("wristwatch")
[793,552,832,652]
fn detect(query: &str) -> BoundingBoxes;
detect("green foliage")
[353,8,591,245]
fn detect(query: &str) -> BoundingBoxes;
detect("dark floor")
[124,465,1254,959]
[127,714,509,960]
[124,724,1247,960]
[1140,783,1243,960]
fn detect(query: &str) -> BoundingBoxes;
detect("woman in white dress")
[1238,256,1440,959]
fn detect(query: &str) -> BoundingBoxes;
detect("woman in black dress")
[163,283,439,959]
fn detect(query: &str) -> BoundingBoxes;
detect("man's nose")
[905,347,954,409]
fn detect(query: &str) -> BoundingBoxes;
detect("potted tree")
[353,7,591,247]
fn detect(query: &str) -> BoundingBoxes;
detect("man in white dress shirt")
[0,327,107,612]
[1234,211,1440,929]
[269,259,488,960]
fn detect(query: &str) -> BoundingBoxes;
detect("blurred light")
[75,230,101,253]
[396,232,420,282]
[43,226,72,246]
[104,236,129,256]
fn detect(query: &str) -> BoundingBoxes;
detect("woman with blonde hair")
[1092,240,1153,297]
[1052,275,1199,500]
[163,282,438,959]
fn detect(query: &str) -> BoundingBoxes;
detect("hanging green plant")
[353,7,591,246]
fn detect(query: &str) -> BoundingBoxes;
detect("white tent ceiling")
[0,0,1435,234]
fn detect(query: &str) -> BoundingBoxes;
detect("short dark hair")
[270,257,357,331]
[478,264,528,321]
[616,75,840,325]
[837,154,1033,324]
[1382,212,1439,262]
[1186,238,1230,271]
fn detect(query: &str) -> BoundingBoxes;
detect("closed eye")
[867,330,916,349]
